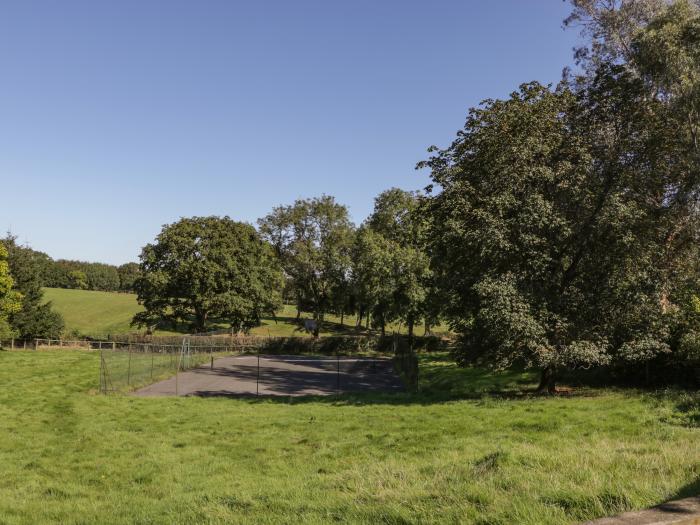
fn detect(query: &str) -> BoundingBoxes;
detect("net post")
[127,346,132,386]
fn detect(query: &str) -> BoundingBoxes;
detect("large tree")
[258,196,354,333]
[132,216,283,333]
[422,0,700,391]
[363,188,432,339]
[2,236,64,339]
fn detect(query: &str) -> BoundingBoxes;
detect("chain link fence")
[2,334,424,394]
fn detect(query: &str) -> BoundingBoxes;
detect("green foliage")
[133,216,283,333]
[351,189,434,337]
[419,1,700,387]
[2,237,64,339]
[258,196,355,332]
[44,259,121,292]
[68,269,88,290]
[0,244,21,338]
[117,262,139,291]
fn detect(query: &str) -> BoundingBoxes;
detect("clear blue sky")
[1,0,580,265]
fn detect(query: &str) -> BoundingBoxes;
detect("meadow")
[0,349,699,524]
[43,287,448,339]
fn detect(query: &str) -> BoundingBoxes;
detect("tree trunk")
[536,366,556,394]
[407,316,414,341]
[357,308,364,328]
[194,308,208,332]
[340,312,344,326]
[424,320,431,336]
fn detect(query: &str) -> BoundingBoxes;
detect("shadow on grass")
[259,315,369,336]
[178,353,609,406]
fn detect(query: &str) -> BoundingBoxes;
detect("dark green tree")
[258,196,354,334]
[117,262,140,292]
[132,216,283,333]
[2,237,64,339]
[364,188,433,339]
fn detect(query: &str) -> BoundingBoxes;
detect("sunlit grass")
[43,288,450,339]
[0,349,699,524]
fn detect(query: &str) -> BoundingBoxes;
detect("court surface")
[134,354,404,397]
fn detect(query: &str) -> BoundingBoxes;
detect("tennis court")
[134,354,404,397]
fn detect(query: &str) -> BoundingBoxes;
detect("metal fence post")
[126,347,132,387]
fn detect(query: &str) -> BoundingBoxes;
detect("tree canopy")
[421,0,700,391]
[132,216,283,333]
[258,196,354,333]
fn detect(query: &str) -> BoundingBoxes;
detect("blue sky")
[1,1,580,265]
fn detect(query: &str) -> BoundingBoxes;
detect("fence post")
[99,348,104,393]
[23,340,26,350]
[337,353,340,394]
[126,347,132,387]
[150,349,154,379]
[256,349,260,396]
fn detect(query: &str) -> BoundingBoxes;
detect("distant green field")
[43,288,147,338]
[43,288,445,339]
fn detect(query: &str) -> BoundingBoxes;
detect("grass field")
[0,349,699,524]
[43,287,448,339]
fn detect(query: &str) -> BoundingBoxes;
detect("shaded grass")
[0,349,699,524]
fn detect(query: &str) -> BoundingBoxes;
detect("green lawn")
[43,287,449,339]
[0,349,698,524]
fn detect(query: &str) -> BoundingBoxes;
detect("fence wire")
[2,335,423,395]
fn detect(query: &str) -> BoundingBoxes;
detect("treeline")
[44,260,139,292]
[130,190,437,339]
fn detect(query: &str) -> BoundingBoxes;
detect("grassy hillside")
[43,288,146,337]
[43,287,447,339]
[0,349,698,523]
